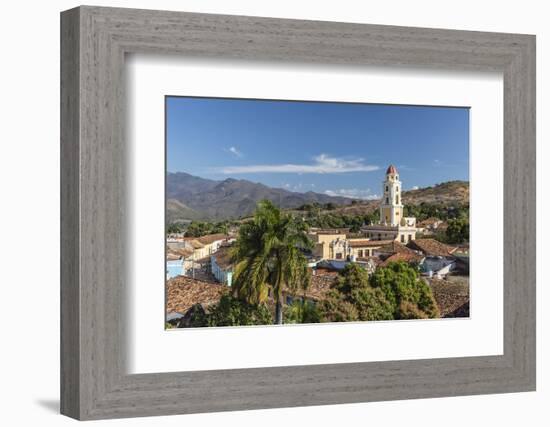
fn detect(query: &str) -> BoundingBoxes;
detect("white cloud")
[324,188,380,200]
[219,154,379,174]
[411,185,419,190]
[226,146,243,158]
[280,182,316,192]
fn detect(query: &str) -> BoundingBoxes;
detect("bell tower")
[379,165,403,226]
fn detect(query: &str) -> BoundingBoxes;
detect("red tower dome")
[386,164,398,175]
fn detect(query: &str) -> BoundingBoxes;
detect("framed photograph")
[61,6,536,420]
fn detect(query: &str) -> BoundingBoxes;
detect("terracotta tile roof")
[380,251,424,267]
[168,247,194,258]
[407,238,457,257]
[166,276,228,314]
[212,246,234,269]
[298,270,338,301]
[417,217,441,227]
[348,239,394,248]
[185,239,205,249]
[166,252,181,261]
[198,233,229,245]
[377,241,416,255]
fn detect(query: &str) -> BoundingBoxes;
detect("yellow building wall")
[381,207,391,223]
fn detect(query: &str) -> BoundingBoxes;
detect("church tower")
[379,165,403,226]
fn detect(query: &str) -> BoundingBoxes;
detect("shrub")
[284,299,322,324]
[446,217,469,243]
[319,264,394,322]
[204,294,272,327]
[370,262,439,319]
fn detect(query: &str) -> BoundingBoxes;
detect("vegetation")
[369,262,439,319]
[319,262,439,322]
[184,220,230,237]
[319,264,394,322]
[208,295,272,326]
[284,299,322,324]
[445,217,470,244]
[187,295,272,327]
[166,223,185,234]
[404,202,469,222]
[232,200,312,324]
[299,207,379,232]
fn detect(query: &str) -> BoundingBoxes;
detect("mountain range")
[166,172,353,222]
[167,172,469,223]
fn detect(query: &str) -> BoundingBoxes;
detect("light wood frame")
[61,5,536,420]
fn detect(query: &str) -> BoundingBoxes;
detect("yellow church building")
[362,165,417,244]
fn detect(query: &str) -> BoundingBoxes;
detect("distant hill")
[403,180,469,205]
[167,172,353,221]
[166,199,203,223]
[327,181,469,217]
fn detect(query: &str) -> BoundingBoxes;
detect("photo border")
[163,94,472,329]
[61,6,535,420]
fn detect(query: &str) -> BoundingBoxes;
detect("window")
[335,253,342,259]
[385,186,388,192]
[358,250,363,257]
[400,235,405,243]
[396,187,399,192]
[386,197,389,204]
[408,234,412,242]
[396,195,399,204]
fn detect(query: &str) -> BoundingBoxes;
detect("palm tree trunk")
[275,299,283,325]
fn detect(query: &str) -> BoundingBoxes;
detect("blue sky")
[166,96,469,200]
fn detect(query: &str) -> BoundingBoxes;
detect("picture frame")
[60,5,536,420]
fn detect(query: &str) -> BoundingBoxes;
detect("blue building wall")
[166,259,185,279]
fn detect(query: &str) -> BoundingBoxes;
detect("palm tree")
[231,200,312,324]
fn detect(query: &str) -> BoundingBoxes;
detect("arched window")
[396,195,399,204]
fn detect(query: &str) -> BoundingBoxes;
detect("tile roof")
[348,239,394,248]
[185,239,205,249]
[212,246,234,269]
[407,238,457,257]
[166,276,228,314]
[417,217,442,227]
[198,233,229,245]
[168,247,194,258]
[297,270,338,301]
[166,252,181,261]
[380,251,424,267]
[376,241,417,255]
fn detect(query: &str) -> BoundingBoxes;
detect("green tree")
[232,200,312,324]
[319,263,394,322]
[446,217,469,243]
[205,295,272,326]
[320,262,439,322]
[185,220,229,237]
[369,262,439,319]
[284,299,321,324]
[166,223,184,234]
